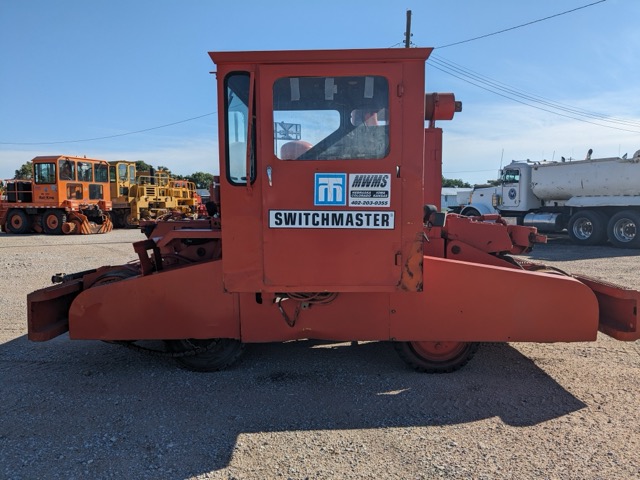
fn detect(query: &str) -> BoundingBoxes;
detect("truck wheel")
[394,341,478,373]
[43,210,67,235]
[607,210,640,249]
[166,338,245,372]
[567,210,607,245]
[5,210,31,234]
[461,207,481,217]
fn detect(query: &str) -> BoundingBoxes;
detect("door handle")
[266,165,273,187]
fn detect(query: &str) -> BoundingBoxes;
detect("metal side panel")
[68,261,239,341]
[27,280,82,341]
[389,256,601,343]
[573,275,639,341]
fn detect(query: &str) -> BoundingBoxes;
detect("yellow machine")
[108,162,197,227]
[169,179,199,213]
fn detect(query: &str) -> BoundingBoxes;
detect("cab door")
[258,64,405,291]
[501,167,522,208]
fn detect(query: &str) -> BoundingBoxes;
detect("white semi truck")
[456,149,640,248]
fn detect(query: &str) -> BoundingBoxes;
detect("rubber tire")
[461,207,481,217]
[567,210,608,246]
[394,341,478,373]
[92,268,138,286]
[5,210,31,234]
[124,212,139,228]
[166,339,245,372]
[43,210,67,235]
[607,210,640,249]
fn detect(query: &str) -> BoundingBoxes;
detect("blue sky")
[1,0,639,185]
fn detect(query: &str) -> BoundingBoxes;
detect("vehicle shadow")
[522,235,640,261]
[0,336,585,478]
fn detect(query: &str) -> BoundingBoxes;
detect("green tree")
[442,176,471,188]
[14,161,33,179]
[187,171,215,189]
[135,160,154,174]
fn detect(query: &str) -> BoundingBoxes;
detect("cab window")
[35,163,56,184]
[58,159,75,181]
[224,72,255,185]
[273,75,389,160]
[77,162,93,182]
[95,164,109,183]
[503,169,520,183]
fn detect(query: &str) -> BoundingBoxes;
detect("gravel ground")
[0,230,638,480]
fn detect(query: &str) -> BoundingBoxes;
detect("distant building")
[441,187,471,209]
[197,189,210,203]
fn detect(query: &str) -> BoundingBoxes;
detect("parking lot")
[1,230,638,479]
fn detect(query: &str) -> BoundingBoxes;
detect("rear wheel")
[607,210,640,249]
[92,268,138,286]
[124,212,139,228]
[5,210,31,234]
[394,341,478,373]
[165,338,245,372]
[43,210,67,235]
[567,210,608,245]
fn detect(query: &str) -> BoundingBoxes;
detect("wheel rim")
[410,341,467,362]
[611,217,636,243]
[125,213,138,227]
[10,215,23,230]
[572,218,594,240]
[45,214,60,230]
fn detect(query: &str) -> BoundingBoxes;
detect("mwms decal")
[348,173,391,207]
[269,210,395,229]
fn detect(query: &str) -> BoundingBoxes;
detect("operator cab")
[210,48,453,293]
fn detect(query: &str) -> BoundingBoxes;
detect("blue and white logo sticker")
[314,173,347,206]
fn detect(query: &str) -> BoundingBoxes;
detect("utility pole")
[404,10,412,48]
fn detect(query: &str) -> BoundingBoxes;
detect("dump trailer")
[26,48,640,373]
[457,151,640,248]
[0,155,113,234]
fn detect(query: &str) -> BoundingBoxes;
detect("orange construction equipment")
[0,155,113,234]
[26,48,639,373]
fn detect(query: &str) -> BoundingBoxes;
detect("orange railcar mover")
[0,155,113,234]
[27,48,639,372]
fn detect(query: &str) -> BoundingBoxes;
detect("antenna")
[404,10,412,48]
[499,148,504,169]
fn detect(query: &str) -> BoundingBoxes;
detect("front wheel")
[394,341,478,373]
[607,210,640,249]
[165,338,245,372]
[461,207,481,217]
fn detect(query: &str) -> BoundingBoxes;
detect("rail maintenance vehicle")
[27,48,640,372]
[1,155,113,235]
